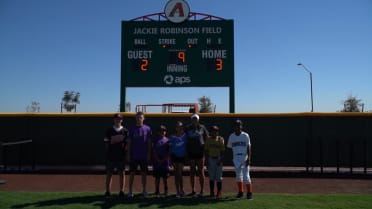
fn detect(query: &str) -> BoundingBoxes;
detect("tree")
[61,91,80,112]
[340,95,363,112]
[125,102,131,112]
[198,96,214,113]
[26,101,40,112]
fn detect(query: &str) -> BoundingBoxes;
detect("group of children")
[103,112,253,200]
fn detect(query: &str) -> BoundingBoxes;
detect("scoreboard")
[121,20,234,87]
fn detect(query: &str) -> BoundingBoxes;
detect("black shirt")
[185,124,209,159]
[104,126,128,161]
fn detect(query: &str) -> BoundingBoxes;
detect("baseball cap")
[210,125,219,131]
[158,125,167,131]
[136,111,144,116]
[113,113,123,119]
[190,113,199,120]
[234,119,243,125]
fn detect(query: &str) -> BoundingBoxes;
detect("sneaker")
[176,193,181,199]
[127,192,134,198]
[154,192,160,198]
[104,191,111,198]
[143,192,148,198]
[180,190,185,197]
[216,191,222,200]
[189,191,196,197]
[236,192,244,199]
[198,192,204,198]
[209,191,215,197]
[247,193,253,200]
[118,191,125,197]
[164,192,168,197]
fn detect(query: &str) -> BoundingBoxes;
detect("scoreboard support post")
[230,83,235,113]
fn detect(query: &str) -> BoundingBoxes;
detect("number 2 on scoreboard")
[140,59,148,71]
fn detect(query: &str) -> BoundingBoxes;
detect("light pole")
[297,63,313,112]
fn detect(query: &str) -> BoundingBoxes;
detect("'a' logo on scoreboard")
[164,0,190,23]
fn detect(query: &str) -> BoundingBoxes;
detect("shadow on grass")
[11,193,238,209]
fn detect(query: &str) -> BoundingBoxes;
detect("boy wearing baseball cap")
[103,113,128,198]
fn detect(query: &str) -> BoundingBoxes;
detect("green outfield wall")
[0,113,371,168]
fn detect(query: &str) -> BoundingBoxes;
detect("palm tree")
[61,91,80,112]
[26,101,40,112]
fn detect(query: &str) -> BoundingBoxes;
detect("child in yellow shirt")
[204,125,225,199]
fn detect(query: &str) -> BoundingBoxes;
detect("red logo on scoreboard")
[164,0,190,23]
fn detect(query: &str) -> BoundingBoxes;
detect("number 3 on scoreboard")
[140,59,149,71]
[216,58,223,71]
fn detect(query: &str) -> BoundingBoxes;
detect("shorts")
[188,153,204,160]
[106,161,125,172]
[129,160,148,172]
[171,154,186,164]
[189,158,204,176]
[153,167,170,178]
[207,157,223,181]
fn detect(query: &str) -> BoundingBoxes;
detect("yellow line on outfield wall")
[0,112,372,118]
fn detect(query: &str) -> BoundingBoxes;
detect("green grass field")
[1,192,372,209]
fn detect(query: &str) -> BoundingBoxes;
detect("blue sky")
[1,0,371,113]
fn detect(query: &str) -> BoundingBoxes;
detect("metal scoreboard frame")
[120,10,235,113]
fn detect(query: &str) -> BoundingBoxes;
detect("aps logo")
[164,75,191,85]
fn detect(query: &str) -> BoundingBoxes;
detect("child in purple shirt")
[152,125,170,197]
